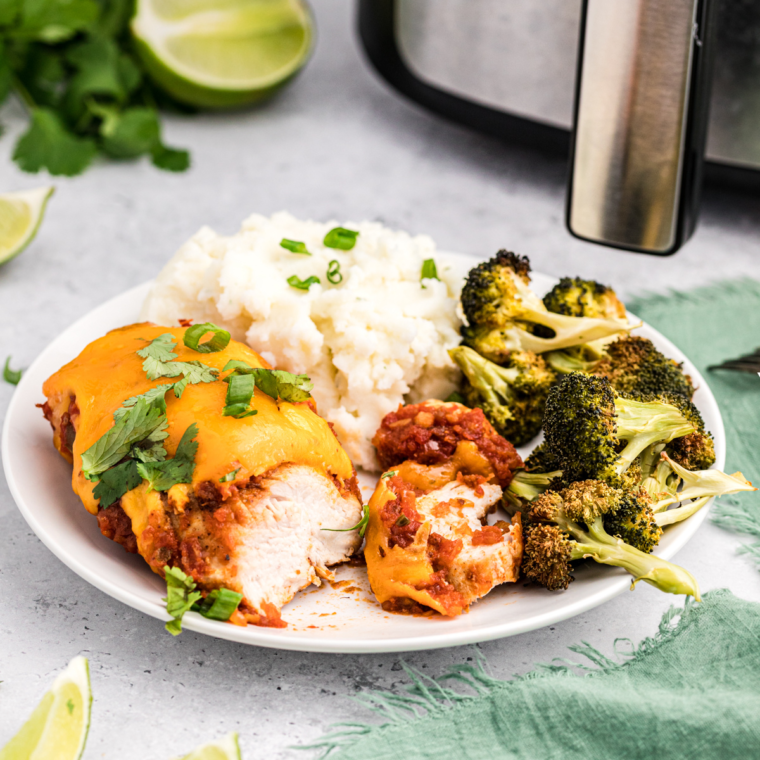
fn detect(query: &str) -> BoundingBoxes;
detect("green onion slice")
[3,356,22,385]
[192,588,244,621]
[381,470,398,479]
[288,274,320,291]
[420,258,439,285]
[395,514,410,526]
[219,467,241,483]
[223,373,256,418]
[280,238,311,255]
[326,259,343,284]
[323,227,359,250]
[183,322,231,353]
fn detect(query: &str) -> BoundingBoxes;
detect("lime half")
[131,0,313,109]
[177,733,241,760]
[0,656,92,760]
[0,186,54,267]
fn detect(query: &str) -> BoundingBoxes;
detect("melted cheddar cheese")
[43,323,354,517]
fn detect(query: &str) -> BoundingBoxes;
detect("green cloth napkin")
[310,590,760,759]
[308,281,760,760]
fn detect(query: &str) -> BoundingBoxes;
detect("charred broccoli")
[523,441,562,473]
[449,345,555,446]
[460,251,630,363]
[522,480,699,597]
[591,336,695,399]
[542,373,695,485]
[543,277,626,320]
[503,469,564,514]
[602,488,662,553]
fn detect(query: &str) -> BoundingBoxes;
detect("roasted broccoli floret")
[542,373,695,485]
[523,442,562,473]
[591,336,695,400]
[460,251,629,362]
[603,488,662,553]
[543,277,626,320]
[503,469,564,514]
[449,345,554,446]
[635,391,715,471]
[521,481,700,598]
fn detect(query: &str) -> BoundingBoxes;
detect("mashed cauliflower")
[141,212,466,470]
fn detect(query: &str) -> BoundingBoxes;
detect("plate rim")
[2,276,725,653]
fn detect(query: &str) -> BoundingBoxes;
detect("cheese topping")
[43,323,355,515]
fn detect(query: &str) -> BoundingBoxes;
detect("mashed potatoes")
[141,212,466,470]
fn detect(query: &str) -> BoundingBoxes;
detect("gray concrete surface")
[1,3,760,758]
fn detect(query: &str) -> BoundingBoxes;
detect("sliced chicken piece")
[364,473,523,617]
[119,463,362,627]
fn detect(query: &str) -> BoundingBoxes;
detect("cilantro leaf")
[137,333,178,377]
[163,566,202,635]
[322,503,370,538]
[137,423,198,492]
[113,383,174,421]
[65,36,126,115]
[13,0,99,43]
[151,144,190,172]
[13,108,96,176]
[92,459,141,508]
[80,397,168,480]
[100,106,160,159]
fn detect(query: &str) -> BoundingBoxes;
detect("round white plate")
[2,268,725,653]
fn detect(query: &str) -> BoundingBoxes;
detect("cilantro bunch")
[0,0,189,176]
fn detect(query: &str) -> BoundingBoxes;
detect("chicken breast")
[365,399,524,617]
[41,323,364,627]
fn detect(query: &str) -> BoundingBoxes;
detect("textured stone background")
[1,2,760,757]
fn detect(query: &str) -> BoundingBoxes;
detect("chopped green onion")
[420,258,439,287]
[445,391,466,405]
[183,322,231,354]
[395,514,410,527]
[3,356,22,385]
[381,470,398,479]
[219,468,241,483]
[322,504,370,538]
[192,588,243,621]
[280,238,311,255]
[326,259,343,284]
[223,373,255,418]
[222,359,252,373]
[288,274,320,291]
[323,227,359,250]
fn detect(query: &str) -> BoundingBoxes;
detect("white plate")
[2,269,725,653]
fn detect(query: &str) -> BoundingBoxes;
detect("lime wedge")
[0,656,92,760]
[131,0,314,108]
[0,186,54,267]
[177,733,241,760]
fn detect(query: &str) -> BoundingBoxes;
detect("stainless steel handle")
[567,0,714,255]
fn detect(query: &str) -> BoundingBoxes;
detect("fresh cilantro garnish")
[280,238,310,255]
[323,227,359,250]
[420,258,439,287]
[163,566,202,636]
[322,504,370,538]
[287,274,320,291]
[137,334,218,383]
[3,356,22,385]
[222,360,313,404]
[80,397,168,481]
[137,423,198,492]
[1,2,189,177]
[326,259,343,285]
[113,384,175,420]
[163,566,243,635]
[92,459,141,508]
[183,322,230,354]
[381,470,398,479]
[219,467,241,483]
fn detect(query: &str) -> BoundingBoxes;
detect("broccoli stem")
[614,398,695,474]
[558,515,701,599]
[655,496,711,527]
